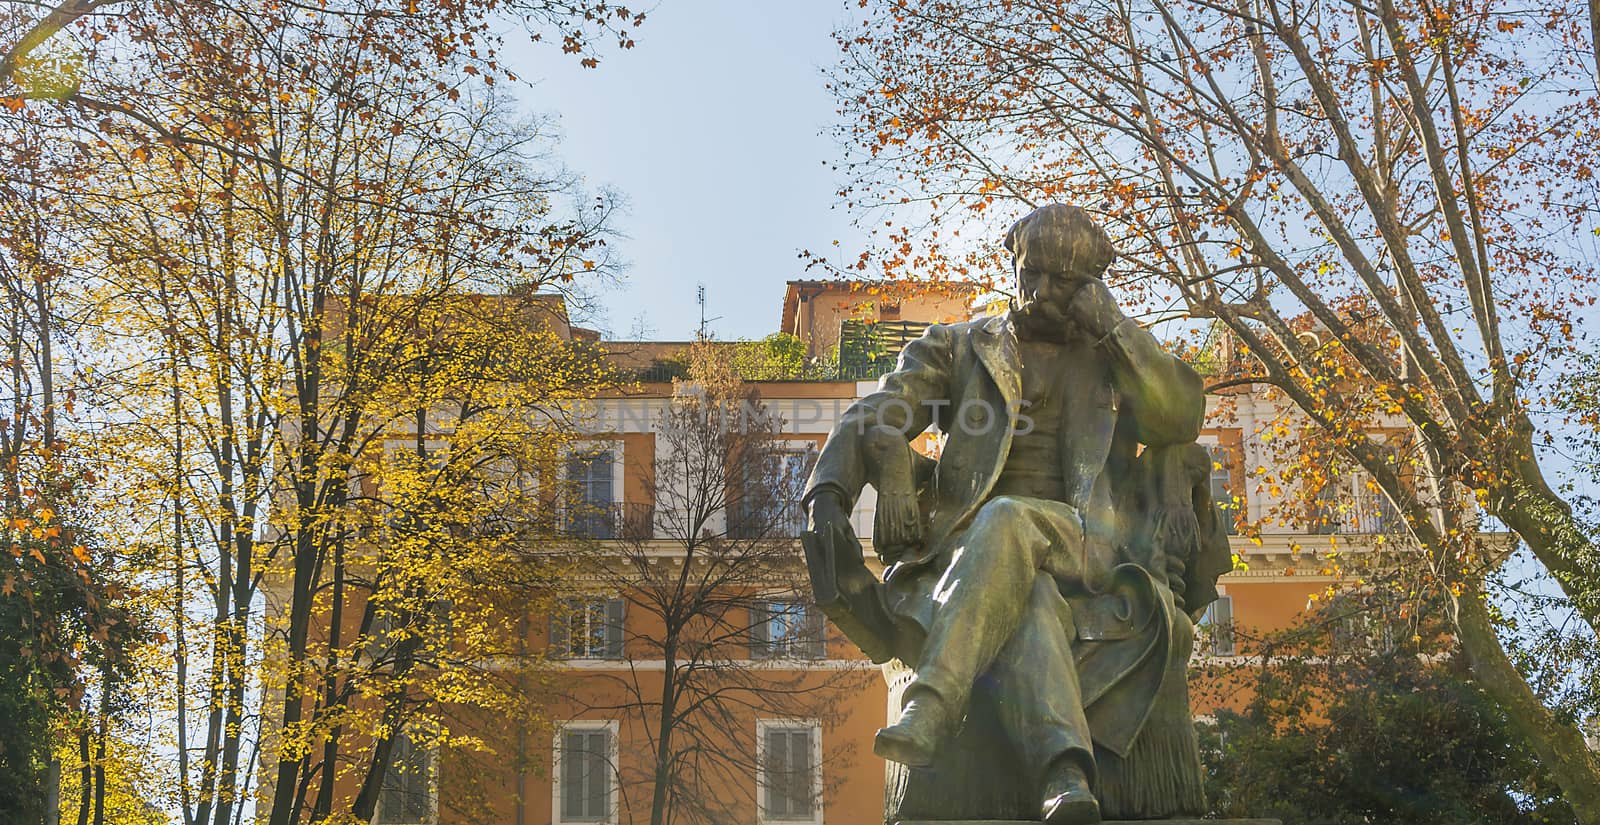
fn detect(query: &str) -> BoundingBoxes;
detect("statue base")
[897,820,1282,824]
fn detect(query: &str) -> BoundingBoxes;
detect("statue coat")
[806,310,1209,587]
[805,311,1232,759]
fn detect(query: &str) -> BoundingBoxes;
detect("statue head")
[1004,204,1115,336]
[1004,203,1115,281]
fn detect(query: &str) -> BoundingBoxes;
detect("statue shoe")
[1040,758,1100,825]
[872,690,950,767]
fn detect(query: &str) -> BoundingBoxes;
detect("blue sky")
[504,1,866,341]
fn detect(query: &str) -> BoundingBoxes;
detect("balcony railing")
[635,360,690,382]
[838,320,930,382]
[561,501,655,540]
[727,501,806,540]
[836,360,895,381]
[1312,488,1399,534]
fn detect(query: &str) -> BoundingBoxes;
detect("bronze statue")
[801,204,1234,824]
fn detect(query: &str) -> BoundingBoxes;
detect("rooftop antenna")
[696,282,722,340]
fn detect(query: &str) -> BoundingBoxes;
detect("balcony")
[1312,487,1400,535]
[838,320,930,381]
[561,501,655,540]
[727,500,806,540]
[635,359,690,382]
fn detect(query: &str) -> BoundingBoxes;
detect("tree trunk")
[74,726,89,825]
[0,0,121,86]
[1589,0,1599,85]
[310,538,346,821]
[92,664,111,825]
[168,336,196,825]
[44,758,59,825]
[1454,587,1600,824]
[350,604,424,822]
[649,647,678,825]
[351,726,398,822]
[212,217,248,825]
[265,526,318,825]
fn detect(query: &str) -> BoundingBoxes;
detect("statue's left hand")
[873,492,924,564]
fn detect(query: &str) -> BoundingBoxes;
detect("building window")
[1328,591,1398,653]
[1196,595,1236,657]
[552,598,625,659]
[557,723,616,824]
[1308,442,1403,535]
[375,729,434,825]
[1206,444,1240,535]
[364,608,396,666]
[1347,472,1399,534]
[480,454,541,533]
[366,601,453,667]
[758,722,820,823]
[1312,471,1400,534]
[733,447,815,539]
[565,448,617,539]
[750,600,825,659]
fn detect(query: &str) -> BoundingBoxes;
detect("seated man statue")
[801,204,1233,824]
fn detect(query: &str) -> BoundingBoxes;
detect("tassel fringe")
[1095,700,1207,819]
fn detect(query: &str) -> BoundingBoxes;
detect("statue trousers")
[909,494,1101,783]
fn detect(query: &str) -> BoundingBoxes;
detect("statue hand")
[1066,277,1124,340]
[873,491,924,564]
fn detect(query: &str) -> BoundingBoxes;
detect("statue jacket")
[806,311,1207,587]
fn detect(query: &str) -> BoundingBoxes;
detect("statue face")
[1014,262,1075,333]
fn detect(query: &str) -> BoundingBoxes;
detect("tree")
[559,342,870,825]
[0,1,122,89]
[0,1,644,823]
[50,731,169,825]
[829,0,1600,817]
[73,81,618,825]
[0,96,135,825]
[1197,581,1576,824]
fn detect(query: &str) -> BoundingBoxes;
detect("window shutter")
[404,739,430,819]
[550,600,571,657]
[377,731,431,824]
[802,604,826,660]
[565,453,584,481]
[750,603,771,658]
[1212,595,1235,656]
[761,727,816,819]
[378,734,404,823]
[561,732,584,819]
[366,610,391,665]
[1207,444,1239,535]
[604,599,625,659]
[590,450,614,505]
[789,729,815,817]
[589,730,610,820]
[764,728,790,816]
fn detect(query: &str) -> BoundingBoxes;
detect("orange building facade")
[329,280,1401,825]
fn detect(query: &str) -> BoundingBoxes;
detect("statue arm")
[1102,320,1206,448]
[804,322,957,509]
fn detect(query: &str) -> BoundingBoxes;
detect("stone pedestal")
[897,820,1282,824]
